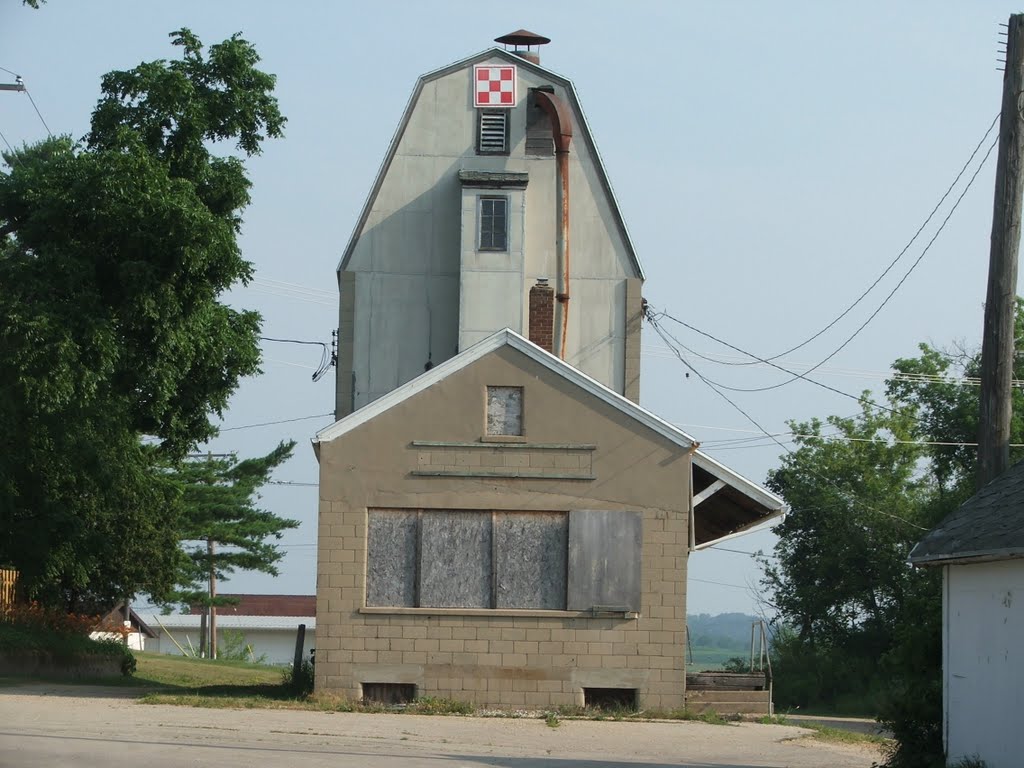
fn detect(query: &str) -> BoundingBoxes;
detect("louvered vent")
[478,111,508,154]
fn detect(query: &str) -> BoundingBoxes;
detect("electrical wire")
[689,577,753,591]
[253,277,335,301]
[260,336,335,382]
[643,344,1015,388]
[0,126,16,161]
[219,412,334,432]
[708,112,1001,367]
[652,307,900,415]
[655,132,998,395]
[648,314,927,530]
[23,88,51,138]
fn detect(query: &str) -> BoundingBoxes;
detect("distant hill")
[687,613,761,650]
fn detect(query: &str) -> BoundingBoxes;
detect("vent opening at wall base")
[583,687,637,711]
[362,682,416,705]
[477,111,509,155]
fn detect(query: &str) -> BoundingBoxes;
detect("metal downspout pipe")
[533,90,573,360]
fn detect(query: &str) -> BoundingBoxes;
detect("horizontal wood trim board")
[412,441,597,451]
[411,469,595,480]
[359,606,636,619]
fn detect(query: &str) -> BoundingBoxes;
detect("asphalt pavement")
[0,684,881,768]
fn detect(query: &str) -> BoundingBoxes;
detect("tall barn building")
[314,32,785,710]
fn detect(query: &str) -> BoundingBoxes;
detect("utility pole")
[979,13,1024,489]
[208,537,217,660]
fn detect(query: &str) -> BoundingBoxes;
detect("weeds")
[281,659,314,697]
[949,757,986,768]
[544,712,561,728]
[407,696,474,716]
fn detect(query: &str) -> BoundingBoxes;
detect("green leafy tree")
[763,301,1024,767]
[0,29,284,609]
[170,441,299,614]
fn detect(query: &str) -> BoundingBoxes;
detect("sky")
[2,1,1021,617]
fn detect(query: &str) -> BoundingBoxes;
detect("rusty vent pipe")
[532,89,573,360]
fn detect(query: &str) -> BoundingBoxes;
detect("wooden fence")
[0,568,18,612]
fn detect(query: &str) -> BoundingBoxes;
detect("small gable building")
[910,462,1024,768]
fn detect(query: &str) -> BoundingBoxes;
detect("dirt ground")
[0,684,883,768]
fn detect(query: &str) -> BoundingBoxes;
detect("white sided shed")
[143,614,315,666]
[910,461,1024,768]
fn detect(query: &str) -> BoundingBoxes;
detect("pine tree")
[170,441,299,657]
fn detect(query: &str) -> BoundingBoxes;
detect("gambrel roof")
[337,48,645,280]
[314,329,786,546]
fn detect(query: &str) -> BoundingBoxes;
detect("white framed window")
[478,197,508,251]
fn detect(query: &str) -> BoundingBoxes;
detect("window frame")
[364,509,642,616]
[485,385,524,437]
[478,195,509,252]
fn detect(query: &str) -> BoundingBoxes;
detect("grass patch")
[688,646,751,671]
[133,652,282,689]
[549,703,735,725]
[796,724,890,748]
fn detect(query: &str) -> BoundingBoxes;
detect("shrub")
[722,656,751,673]
[219,629,267,664]
[282,659,314,697]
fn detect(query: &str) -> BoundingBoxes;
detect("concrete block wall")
[316,345,691,710]
[315,501,687,710]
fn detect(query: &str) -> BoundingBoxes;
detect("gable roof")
[314,329,785,539]
[337,47,644,280]
[910,459,1024,566]
[99,602,157,638]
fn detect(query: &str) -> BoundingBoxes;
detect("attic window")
[477,110,509,155]
[486,386,522,436]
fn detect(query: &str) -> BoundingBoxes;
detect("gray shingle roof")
[910,459,1024,565]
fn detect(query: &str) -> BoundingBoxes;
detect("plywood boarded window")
[365,509,640,613]
[366,510,418,607]
[567,510,642,612]
[486,385,522,436]
[494,512,568,609]
[419,511,492,608]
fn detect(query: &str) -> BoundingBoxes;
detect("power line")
[261,336,327,347]
[0,126,16,159]
[23,88,51,138]
[652,307,900,415]
[260,336,335,382]
[219,412,334,432]
[252,277,334,300]
[247,285,334,308]
[648,314,927,531]
[689,577,753,591]
[707,112,1001,367]
[656,133,997,396]
[643,344,1015,388]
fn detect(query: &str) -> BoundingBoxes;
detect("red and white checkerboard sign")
[474,64,517,108]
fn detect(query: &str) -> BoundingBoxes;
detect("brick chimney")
[529,278,555,353]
